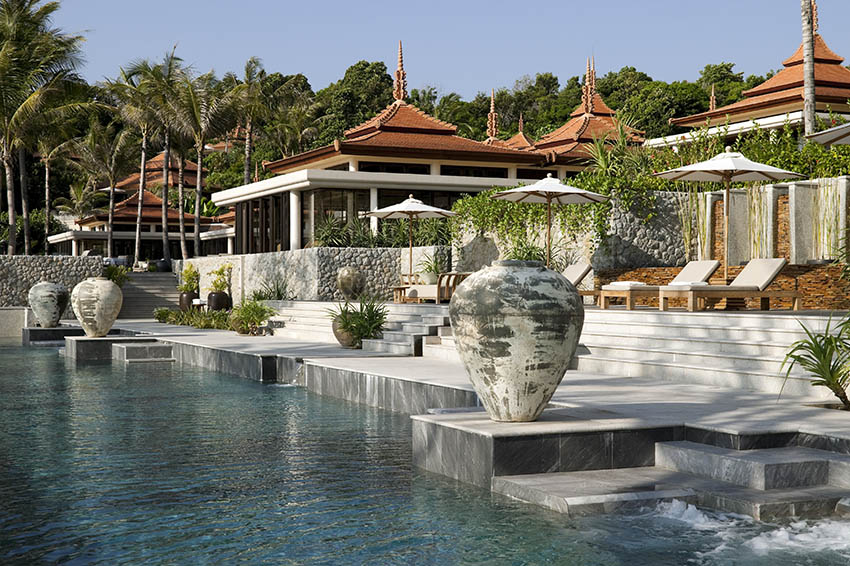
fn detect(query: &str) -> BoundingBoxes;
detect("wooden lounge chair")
[658,258,800,312]
[394,272,471,304]
[561,262,599,303]
[599,260,720,310]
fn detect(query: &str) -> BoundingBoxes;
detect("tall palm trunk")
[161,133,171,262]
[178,156,188,259]
[18,148,30,255]
[243,118,252,186]
[107,184,115,258]
[43,159,50,255]
[4,154,15,255]
[133,131,148,265]
[802,0,816,135]
[194,142,203,256]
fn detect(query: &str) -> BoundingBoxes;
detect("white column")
[71,239,78,256]
[430,162,441,175]
[348,159,357,171]
[227,236,234,255]
[289,191,301,250]
[507,166,518,179]
[369,188,378,233]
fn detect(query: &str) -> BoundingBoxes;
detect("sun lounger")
[599,260,720,310]
[561,262,600,303]
[658,258,800,312]
[394,272,471,304]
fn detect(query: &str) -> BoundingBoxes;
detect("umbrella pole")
[724,177,730,281]
[408,216,413,280]
[546,197,552,268]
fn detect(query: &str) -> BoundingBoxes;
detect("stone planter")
[156,258,172,272]
[449,260,584,422]
[331,319,359,348]
[207,291,230,311]
[179,291,199,312]
[70,277,123,338]
[27,281,69,328]
[419,272,438,284]
[336,266,365,300]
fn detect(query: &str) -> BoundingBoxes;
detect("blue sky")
[57,0,848,99]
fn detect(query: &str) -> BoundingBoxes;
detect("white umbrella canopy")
[654,146,804,278]
[806,122,850,147]
[491,174,608,267]
[366,195,455,278]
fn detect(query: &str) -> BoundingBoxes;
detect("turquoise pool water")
[2,340,850,565]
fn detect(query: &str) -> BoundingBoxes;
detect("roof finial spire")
[518,112,524,133]
[581,57,596,113]
[811,0,819,33]
[487,88,498,139]
[393,40,407,102]
[709,83,716,111]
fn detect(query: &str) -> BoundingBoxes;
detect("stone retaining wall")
[0,256,103,309]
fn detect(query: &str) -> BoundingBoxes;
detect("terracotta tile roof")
[338,129,546,161]
[344,101,457,138]
[782,33,843,66]
[115,169,200,191]
[145,151,199,172]
[215,209,236,224]
[535,113,642,151]
[569,92,616,118]
[79,190,214,226]
[503,131,537,151]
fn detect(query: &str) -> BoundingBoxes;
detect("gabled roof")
[79,189,214,226]
[503,131,536,151]
[113,151,202,191]
[344,101,457,137]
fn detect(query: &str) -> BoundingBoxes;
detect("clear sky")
[56,0,849,99]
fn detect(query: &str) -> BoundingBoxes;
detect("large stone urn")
[336,266,366,300]
[27,281,69,328]
[449,260,584,422]
[70,277,123,337]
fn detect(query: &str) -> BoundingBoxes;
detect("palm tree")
[171,130,193,259]
[0,0,83,255]
[68,118,134,257]
[172,71,238,255]
[36,126,72,255]
[801,0,816,135]
[233,57,266,186]
[53,181,107,221]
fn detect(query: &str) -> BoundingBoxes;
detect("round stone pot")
[336,266,365,300]
[156,258,172,272]
[449,260,584,422]
[70,277,123,338]
[179,291,199,312]
[419,272,438,284]
[207,291,230,311]
[27,281,69,328]
[331,319,359,349]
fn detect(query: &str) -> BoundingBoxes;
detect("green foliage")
[250,275,296,301]
[417,252,446,275]
[312,214,450,248]
[0,209,66,254]
[207,264,232,293]
[781,316,850,410]
[53,182,107,220]
[177,263,199,293]
[152,307,230,330]
[326,296,388,348]
[103,265,130,288]
[229,299,275,335]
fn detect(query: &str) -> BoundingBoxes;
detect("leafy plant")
[326,295,388,348]
[207,264,233,293]
[153,307,171,323]
[151,307,230,330]
[313,212,347,247]
[250,275,296,301]
[103,265,130,288]
[780,316,850,410]
[229,299,276,335]
[418,252,446,275]
[177,263,200,293]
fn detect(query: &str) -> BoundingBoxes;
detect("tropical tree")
[53,181,106,221]
[801,0,816,135]
[35,121,72,255]
[172,71,238,255]
[0,0,83,255]
[68,117,134,257]
[230,57,266,186]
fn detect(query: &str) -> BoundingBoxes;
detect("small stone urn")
[27,281,69,328]
[70,277,123,337]
[337,266,366,300]
[449,260,584,422]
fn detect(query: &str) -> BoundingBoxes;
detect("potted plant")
[781,316,850,410]
[229,299,276,335]
[207,264,233,311]
[417,253,446,284]
[327,296,388,348]
[177,263,200,311]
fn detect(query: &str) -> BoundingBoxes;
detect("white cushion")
[670,260,721,284]
[602,284,659,291]
[667,281,709,286]
[608,281,646,287]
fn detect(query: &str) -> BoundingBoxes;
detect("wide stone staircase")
[118,272,179,319]
[423,308,833,399]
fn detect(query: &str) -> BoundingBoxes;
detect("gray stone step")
[655,441,840,490]
[437,326,453,337]
[578,343,792,374]
[123,357,176,364]
[361,338,415,356]
[581,320,807,343]
[581,332,792,359]
[400,322,438,335]
[583,309,832,332]
[112,342,173,362]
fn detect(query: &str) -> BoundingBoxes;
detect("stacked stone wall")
[0,256,102,309]
[775,195,791,260]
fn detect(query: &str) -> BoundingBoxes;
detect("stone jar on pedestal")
[27,281,69,328]
[449,260,584,422]
[336,266,366,300]
[71,277,123,337]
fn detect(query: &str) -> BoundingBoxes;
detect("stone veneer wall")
[0,256,103,309]
[775,195,790,260]
[711,199,725,272]
[175,246,450,304]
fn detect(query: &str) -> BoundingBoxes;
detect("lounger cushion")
[602,284,660,291]
[405,285,438,299]
[662,284,760,292]
[730,258,787,291]
[667,281,709,286]
[607,281,646,287]
[670,260,720,284]
[562,262,592,287]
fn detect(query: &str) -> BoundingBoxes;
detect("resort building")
[646,3,850,147]
[212,45,638,254]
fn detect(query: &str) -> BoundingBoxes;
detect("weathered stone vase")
[449,260,584,422]
[27,281,69,328]
[336,266,366,300]
[70,277,123,337]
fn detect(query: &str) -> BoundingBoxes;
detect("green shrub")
[177,263,200,293]
[104,265,130,288]
[418,252,446,275]
[250,276,296,301]
[327,295,388,348]
[151,307,230,330]
[153,307,172,323]
[229,300,276,335]
[781,316,850,410]
[207,264,232,293]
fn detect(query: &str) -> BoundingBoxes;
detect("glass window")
[440,165,508,178]
[358,161,430,175]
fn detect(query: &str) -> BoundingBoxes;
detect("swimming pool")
[1,340,849,565]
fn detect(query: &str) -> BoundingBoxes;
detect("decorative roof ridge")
[344,101,458,138]
[393,40,407,101]
[486,88,498,140]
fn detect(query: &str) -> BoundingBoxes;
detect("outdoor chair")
[562,262,598,303]
[394,272,471,304]
[658,258,800,312]
[599,260,720,310]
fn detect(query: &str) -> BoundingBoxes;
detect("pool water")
[2,340,850,565]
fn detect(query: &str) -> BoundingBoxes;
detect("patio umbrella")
[491,174,608,267]
[366,195,455,279]
[654,147,804,280]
